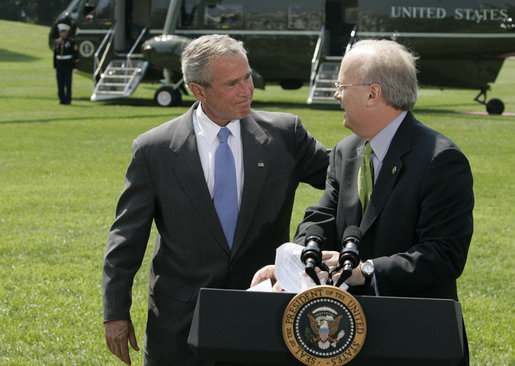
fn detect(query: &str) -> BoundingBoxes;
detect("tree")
[0,0,37,22]
[0,0,69,25]
[37,0,70,26]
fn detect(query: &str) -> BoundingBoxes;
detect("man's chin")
[237,104,252,118]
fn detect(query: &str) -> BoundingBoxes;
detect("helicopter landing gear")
[474,86,504,115]
[154,73,185,107]
[154,85,182,107]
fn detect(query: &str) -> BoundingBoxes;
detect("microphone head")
[343,225,361,242]
[302,225,324,267]
[340,226,361,270]
[306,225,325,242]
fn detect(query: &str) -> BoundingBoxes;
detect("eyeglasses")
[334,82,372,95]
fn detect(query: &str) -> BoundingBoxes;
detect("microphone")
[301,225,325,285]
[334,226,361,287]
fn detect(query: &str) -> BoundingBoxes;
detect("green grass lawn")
[0,20,514,365]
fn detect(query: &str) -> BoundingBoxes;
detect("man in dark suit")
[102,34,329,365]
[252,39,473,365]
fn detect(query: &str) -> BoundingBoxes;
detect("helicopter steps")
[308,58,342,105]
[91,59,149,101]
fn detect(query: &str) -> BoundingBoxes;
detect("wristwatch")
[361,260,375,287]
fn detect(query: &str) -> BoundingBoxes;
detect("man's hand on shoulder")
[104,319,140,365]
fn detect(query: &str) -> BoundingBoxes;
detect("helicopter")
[50,0,515,114]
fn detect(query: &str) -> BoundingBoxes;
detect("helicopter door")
[127,0,151,46]
[325,0,357,55]
[114,0,151,52]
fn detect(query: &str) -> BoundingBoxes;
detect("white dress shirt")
[192,103,244,206]
[369,111,407,183]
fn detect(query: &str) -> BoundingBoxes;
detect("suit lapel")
[342,142,364,228]
[360,113,414,234]
[230,113,269,256]
[168,103,230,253]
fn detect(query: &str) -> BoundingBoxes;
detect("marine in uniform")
[53,23,78,105]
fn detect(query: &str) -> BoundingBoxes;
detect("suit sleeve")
[102,139,155,322]
[374,148,474,297]
[294,147,341,251]
[293,116,330,189]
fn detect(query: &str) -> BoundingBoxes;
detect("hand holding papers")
[248,243,348,293]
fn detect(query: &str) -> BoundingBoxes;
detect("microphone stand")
[304,260,331,286]
[304,259,321,286]
[332,265,353,288]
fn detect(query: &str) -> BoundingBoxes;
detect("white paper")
[274,242,348,293]
[274,242,318,292]
[246,278,273,292]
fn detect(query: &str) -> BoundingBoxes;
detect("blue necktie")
[213,127,238,248]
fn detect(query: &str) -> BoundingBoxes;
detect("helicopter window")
[288,6,307,29]
[83,0,112,21]
[179,0,198,28]
[151,0,170,27]
[205,4,243,28]
[65,0,84,18]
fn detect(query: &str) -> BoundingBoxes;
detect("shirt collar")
[370,111,407,162]
[195,102,241,145]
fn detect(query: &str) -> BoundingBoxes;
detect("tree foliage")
[0,0,70,25]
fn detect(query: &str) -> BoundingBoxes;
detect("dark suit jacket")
[295,112,474,300]
[103,102,329,365]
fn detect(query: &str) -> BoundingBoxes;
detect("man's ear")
[366,84,382,107]
[189,82,206,102]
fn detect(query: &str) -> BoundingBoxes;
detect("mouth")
[237,99,252,106]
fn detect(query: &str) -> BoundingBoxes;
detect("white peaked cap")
[57,23,70,32]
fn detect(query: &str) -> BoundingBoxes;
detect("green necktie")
[358,142,374,215]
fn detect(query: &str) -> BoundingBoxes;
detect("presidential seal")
[79,40,95,58]
[282,286,366,365]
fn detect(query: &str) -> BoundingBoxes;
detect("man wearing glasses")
[253,39,473,365]
[300,39,473,365]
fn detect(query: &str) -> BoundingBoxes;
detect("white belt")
[56,55,73,60]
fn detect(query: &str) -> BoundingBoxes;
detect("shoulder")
[333,134,362,156]
[249,109,299,129]
[247,109,312,141]
[136,110,191,146]
[410,117,461,157]
[393,116,471,180]
[385,113,460,160]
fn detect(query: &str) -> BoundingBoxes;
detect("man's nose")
[238,79,253,95]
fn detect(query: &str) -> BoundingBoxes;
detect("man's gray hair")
[347,39,419,111]
[181,34,248,86]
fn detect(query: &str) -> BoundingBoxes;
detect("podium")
[188,288,465,365]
